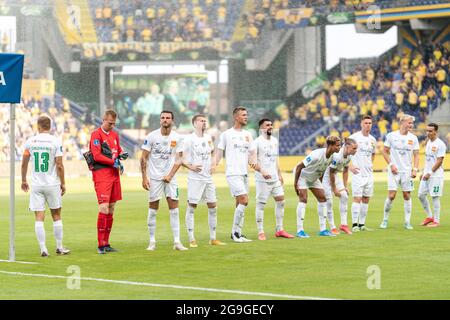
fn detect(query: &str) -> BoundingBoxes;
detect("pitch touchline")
[0,270,338,300]
[0,260,39,265]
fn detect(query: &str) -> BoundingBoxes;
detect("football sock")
[255,202,265,233]
[147,208,157,243]
[432,196,440,223]
[208,207,217,240]
[35,221,47,252]
[53,220,63,250]
[383,198,392,221]
[351,202,361,225]
[326,199,336,229]
[339,191,349,226]
[232,204,246,235]
[97,213,108,248]
[359,203,369,225]
[296,202,306,232]
[419,193,432,217]
[404,199,412,225]
[318,202,327,232]
[275,200,285,232]
[105,214,113,246]
[185,205,195,242]
[169,208,181,244]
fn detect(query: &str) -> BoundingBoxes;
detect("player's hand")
[60,184,66,196]
[21,181,29,193]
[118,152,129,161]
[422,173,430,181]
[163,175,172,183]
[262,172,272,180]
[142,178,150,191]
[249,163,258,170]
[210,166,216,175]
[279,176,284,185]
[350,166,360,174]
[294,184,299,196]
[390,164,399,175]
[190,164,202,173]
[333,188,341,197]
[411,168,418,179]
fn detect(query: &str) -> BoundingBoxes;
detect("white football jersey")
[24,133,63,187]
[349,131,376,177]
[323,147,352,182]
[384,130,419,173]
[424,138,446,178]
[217,128,255,176]
[183,132,214,181]
[296,148,333,182]
[141,129,183,181]
[252,135,279,183]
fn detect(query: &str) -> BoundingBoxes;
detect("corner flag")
[0,53,24,103]
[0,53,24,262]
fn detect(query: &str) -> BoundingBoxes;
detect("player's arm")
[21,149,30,193]
[294,163,304,196]
[181,143,201,172]
[215,133,225,166]
[90,132,115,165]
[210,149,216,174]
[382,146,398,174]
[164,152,183,183]
[412,149,419,178]
[342,166,349,192]
[55,156,66,196]
[140,149,150,190]
[330,168,340,197]
[423,156,444,181]
[277,159,284,185]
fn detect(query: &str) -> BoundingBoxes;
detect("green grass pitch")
[0,173,449,300]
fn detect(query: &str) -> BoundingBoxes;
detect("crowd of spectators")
[91,0,242,43]
[287,44,450,152]
[243,0,449,41]
[0,97,94,162]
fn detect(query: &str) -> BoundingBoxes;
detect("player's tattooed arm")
[140,149,150,190]
[21,150,31,193]
[55,156,66,196]
[424,156,444,180]
[181,149,201,172]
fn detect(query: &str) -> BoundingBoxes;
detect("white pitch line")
[0,260,39,265]
[0,270,338,300]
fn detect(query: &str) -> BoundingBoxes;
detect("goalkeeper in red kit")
[88,109,128,254]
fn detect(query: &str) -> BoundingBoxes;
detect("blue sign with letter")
[0,53,24,103]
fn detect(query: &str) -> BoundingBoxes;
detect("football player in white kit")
[380,114,420,230]
[293,136,341,238]
[182,114,226,247]
[216,107,257,243]
[322,138,358,235]
[21,115,70,257]
[349,115,377,233]
[252,119,294,240]
[418,123,446,228]
[140,111,187,251]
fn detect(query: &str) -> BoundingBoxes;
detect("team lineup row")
[20,107,446,256]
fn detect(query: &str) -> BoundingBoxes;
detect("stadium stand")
[88,0,244,43]
[278,44,450,155]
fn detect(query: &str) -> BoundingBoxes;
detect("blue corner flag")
[0,53,24,103]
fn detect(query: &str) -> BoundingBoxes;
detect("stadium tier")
[278,44,450,155]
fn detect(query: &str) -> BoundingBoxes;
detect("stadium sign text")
[82,41,233,59]
[0,72,5,86]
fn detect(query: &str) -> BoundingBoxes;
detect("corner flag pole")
[9,102,15,262]
[0,53,24,262]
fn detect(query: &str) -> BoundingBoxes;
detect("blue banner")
[0,53,24,103]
